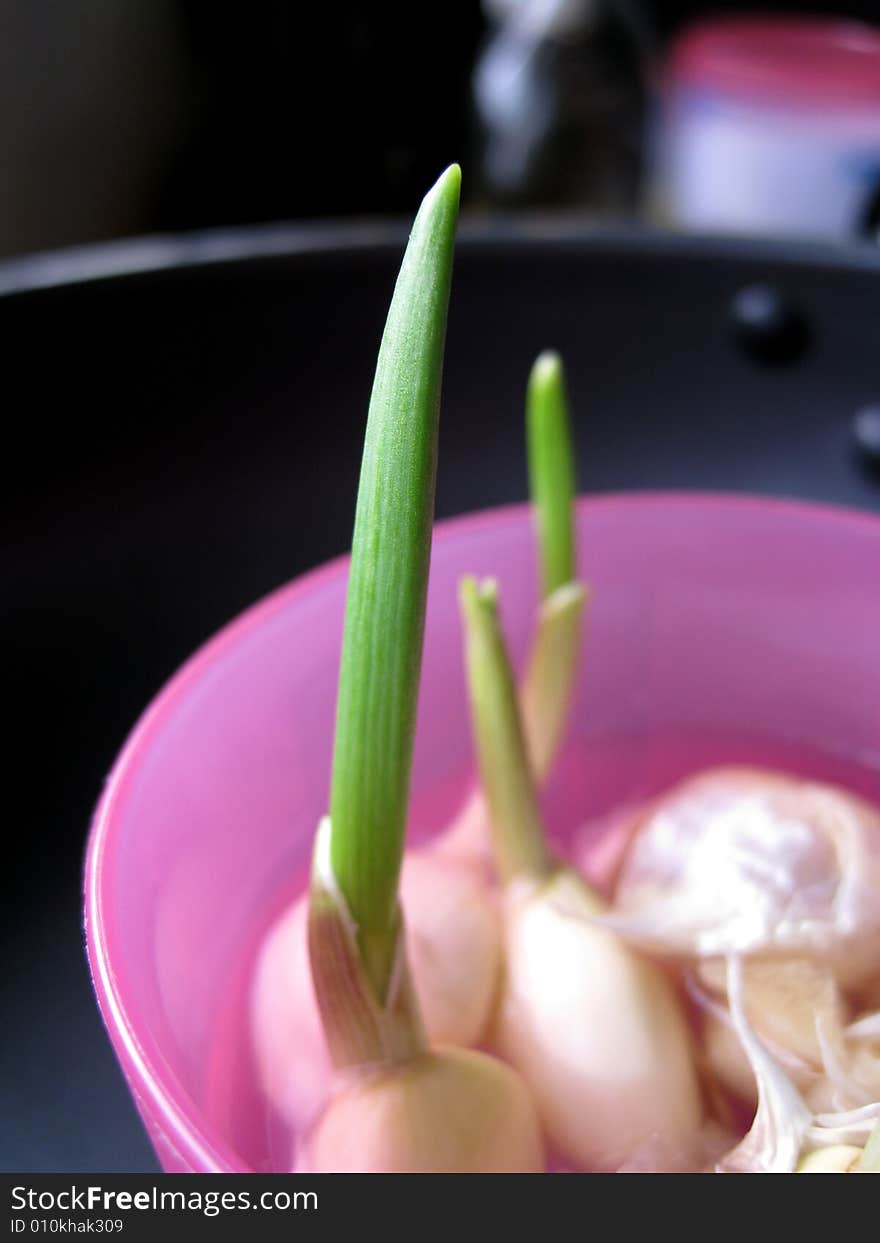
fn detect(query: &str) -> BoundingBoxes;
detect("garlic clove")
[252,852,501,1127]
[702,1007,820,1108]
[614,1121,734,1173]
[837,1015,880,1108]
[697,955,842,1106]
[809,1101,880,1148]
[854,976,880,1014]
[430,787,493,867]
[797,1145,863,1173]
[715,956,814,1173]
[300,814,542,1174]
[715,957,880,1172]
[608,768,880,988]
[573,802,643,897]
[806,1029,880,1114]
[494,868,703,1171]
[703,1010,763,1107]
[697,956,842,1068]
[251,896,331,1129]
[690,954,880,1119]
[400,851,500,1047]
[848,1009,880,1041]
[856,1120,880,1171]
[301,1047,545,1173]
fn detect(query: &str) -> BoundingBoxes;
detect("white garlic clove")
[252,850,500,1127]
[494,868,703,1171]
[697,955,843,1106]
[607,768,880,989]
[301,1047,544,1173]
[716,956,814,1173]
[400,851,500,1047]
[251,896,331,1130]
[797,1145,863,1173]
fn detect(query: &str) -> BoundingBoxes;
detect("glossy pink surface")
[84,494,880,1172]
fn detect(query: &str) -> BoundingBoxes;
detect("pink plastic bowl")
[84,493,880,1172]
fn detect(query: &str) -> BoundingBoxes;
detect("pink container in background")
[653,17,880,238]
[84,494,880,1172]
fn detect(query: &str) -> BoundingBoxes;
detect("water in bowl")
[201,727,880,1171]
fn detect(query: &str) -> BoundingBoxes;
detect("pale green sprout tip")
[522,350,585,779]
[527,349,577,598]
[459,575,553,884]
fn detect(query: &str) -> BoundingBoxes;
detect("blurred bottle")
[473,0,654,211]
[651,17,880,240]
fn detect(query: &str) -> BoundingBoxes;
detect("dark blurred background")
[2,0,880,258]
[4,0,880,1173]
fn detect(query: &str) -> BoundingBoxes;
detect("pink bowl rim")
[82,489,880,1171]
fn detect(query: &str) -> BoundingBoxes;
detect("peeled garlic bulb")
[252,852,499,1125]
[493,868,702,1171]
[609,768,880,988]
[301,1047,544,1173]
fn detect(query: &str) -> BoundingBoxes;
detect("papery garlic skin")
[806,1040,880,1115]
[804,1004,880,1114]
[714,955,880,1172]
[302,1048,544,1173]
[715,956,814,1173]
[703,1008,818,1107]
[698,956,841,1107]
[494,869,702,1171]
[692,955,880,1118]
[610,768,880,988]
[252,853,499,1125]
[699,957,843,1067]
